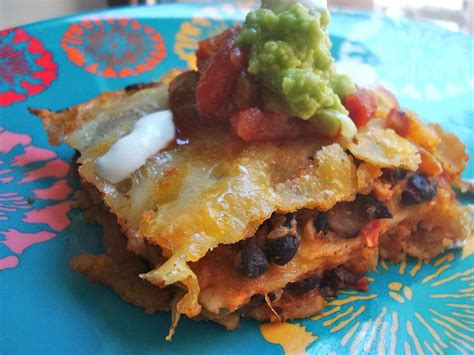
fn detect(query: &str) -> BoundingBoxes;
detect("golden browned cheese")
[32,83,470,320]
[348,119,421,171]
[30,83,167,146]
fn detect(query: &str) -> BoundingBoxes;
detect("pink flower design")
[0,127,73,270]
[0,28,57,106]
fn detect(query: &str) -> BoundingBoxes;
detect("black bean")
[287,276,321,295]
[265,234,301,266]
[237,242,269,278]
[314,212,329,234]
[401,173,437,205]
[382,168,407,183]
[361,195,393,219]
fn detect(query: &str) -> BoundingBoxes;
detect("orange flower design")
[62,18,166,78]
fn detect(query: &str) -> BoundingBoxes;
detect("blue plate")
[1,3,473,354]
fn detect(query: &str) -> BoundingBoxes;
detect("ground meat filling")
[231,169,437,278]
[286,267,368,298]
[286,275,322,296]
[238,266,368,317]
[316,194,393,239]
[234,194,393,279]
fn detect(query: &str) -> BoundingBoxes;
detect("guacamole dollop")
[236,3,356,137]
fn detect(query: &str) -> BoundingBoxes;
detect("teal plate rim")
[0,3,473,354]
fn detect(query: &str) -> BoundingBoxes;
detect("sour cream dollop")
[95,110,175,184]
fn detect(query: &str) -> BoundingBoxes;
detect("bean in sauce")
[265,214,301,266]
[236,240,269,278]
[401,173,437,205]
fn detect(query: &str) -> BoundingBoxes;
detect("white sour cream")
[95,110,175,184]
[261,0,327,12]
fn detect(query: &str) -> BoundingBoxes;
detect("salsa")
[169,2,379,142]
[236,3,357,137]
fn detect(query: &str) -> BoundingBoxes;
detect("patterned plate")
[1,3,473,354]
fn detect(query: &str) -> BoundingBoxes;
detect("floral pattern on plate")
[0,28,57,106]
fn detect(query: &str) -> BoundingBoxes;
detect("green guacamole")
[236,3,356,136]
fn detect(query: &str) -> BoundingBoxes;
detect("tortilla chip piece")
[349,122,420,171]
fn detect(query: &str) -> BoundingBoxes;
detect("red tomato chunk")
[386,108,411,137]
[196,28,248,122]
[343,89,377,127]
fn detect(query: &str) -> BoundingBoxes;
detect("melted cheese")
[39,84,425,318]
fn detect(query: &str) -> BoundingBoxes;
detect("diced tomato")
[353,277,369,291]
[359,220,383,248]
[196,29,234,71]
[196,28,247,122]
[343,89,377,127]
[386,108,410,136]
[230,107,313,143]
[196,47,211,72]
[229,46,249,69]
